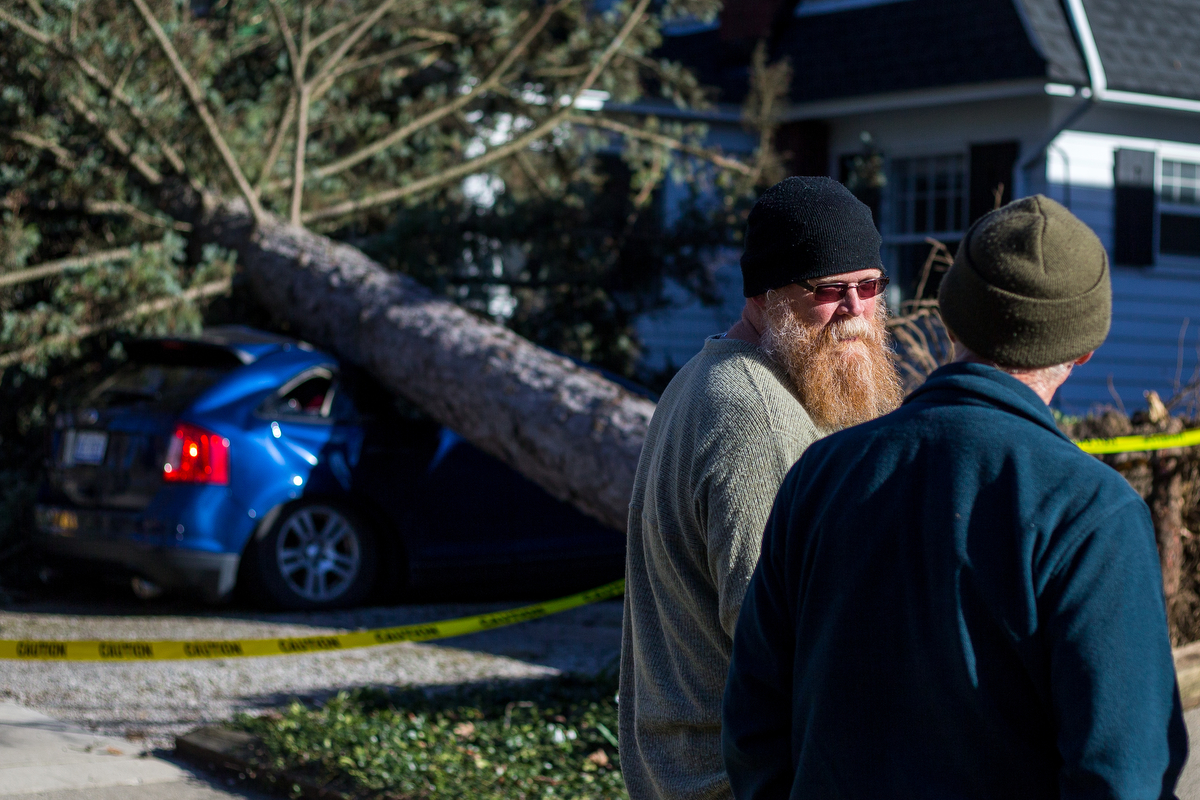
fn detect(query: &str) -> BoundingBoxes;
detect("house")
[634,0,1200,414]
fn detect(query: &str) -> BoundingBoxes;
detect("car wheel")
[252,502,377,610]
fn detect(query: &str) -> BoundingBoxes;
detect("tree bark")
[195,197,652,533]
[1150,455,1185,604]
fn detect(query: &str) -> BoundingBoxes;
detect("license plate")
[72,430,109,465]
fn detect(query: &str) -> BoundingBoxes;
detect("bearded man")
[619,176,903,800]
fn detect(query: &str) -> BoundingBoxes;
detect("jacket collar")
[903,362,1071,444]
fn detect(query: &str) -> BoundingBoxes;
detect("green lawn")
[233,673,626,799]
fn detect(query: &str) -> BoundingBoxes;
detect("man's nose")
[838,287,866,316]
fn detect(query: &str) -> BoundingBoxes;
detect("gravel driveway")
[0,591,623,750]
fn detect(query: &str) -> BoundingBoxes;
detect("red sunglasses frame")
[795,276,890,303]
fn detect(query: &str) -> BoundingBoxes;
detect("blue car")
[33,326,626,609]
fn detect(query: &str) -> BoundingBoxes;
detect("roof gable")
[1014,0,1088,84]
[774,0,1084,103]
[1082,0,1200,102]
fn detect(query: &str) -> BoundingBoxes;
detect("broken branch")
[570,115,752,175]
[303,1,564,183]
[303,110,571,222]
[129,0,265,222]
[0,278,231,370]
[0,242,165,289]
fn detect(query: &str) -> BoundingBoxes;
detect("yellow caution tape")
[1076,428,1200,455]
[7,425,1199,661]
[0,579,625,661]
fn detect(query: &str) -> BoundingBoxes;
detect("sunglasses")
[796,276,889,304]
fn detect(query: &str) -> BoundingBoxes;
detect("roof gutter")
[1061,0,1200,113]
[1063,0,1107,96]
[1019,0,1099,172]
[1023,0,1200,172]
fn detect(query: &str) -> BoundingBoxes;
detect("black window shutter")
[1114,148,1156,266]
[1161,214,1200,257]
[968,141,1019,225]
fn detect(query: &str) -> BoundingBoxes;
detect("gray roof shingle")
[1015,0,1088,84]
[775,0,1083,103]
[1082,0,1200,102]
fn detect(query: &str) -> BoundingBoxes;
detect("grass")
[232,673,626,799]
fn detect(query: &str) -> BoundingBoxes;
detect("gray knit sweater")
[619,336,827,800]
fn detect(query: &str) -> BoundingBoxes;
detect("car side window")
[327,384,361,423]
[260,368,335,419]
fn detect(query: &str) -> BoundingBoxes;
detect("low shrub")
[233,673,625,799]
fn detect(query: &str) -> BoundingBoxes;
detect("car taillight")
[163,422,230,484]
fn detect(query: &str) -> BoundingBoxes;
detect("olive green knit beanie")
[937,194,1111,369]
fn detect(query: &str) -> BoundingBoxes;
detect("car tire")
[250,501,377,610]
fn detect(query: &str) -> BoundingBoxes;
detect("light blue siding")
[1059,264,1200,414]
[635,256,746,375]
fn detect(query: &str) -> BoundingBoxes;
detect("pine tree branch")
[291,82,312,225]
[0,242,164,288]
[302,110,571,223]
[267,0,301,86]
[302,1,564,184]
[129,0,265,223]
[569,115,753,175]
[257,92,296,197]
[63,93,164,185]
[113,44,145,97]
[83,201,191,231]
[21,0,46,19]
[300,0,653,222]
[515,150,554,197]
[571,0,652,99]
[309,0,400,87]
[306,10,369,52]
[285,3,314,224]
[9,130,77,168]
[0,6,49,44]
[310,40,446,102]
[0,278,231,370]
[0,6,189,181]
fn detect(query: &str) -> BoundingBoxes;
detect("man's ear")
[750,294,768,309]
[1075,351,1094,366]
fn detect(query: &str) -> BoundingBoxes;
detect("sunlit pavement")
[2,701,1199,797]
[0,703,272,799]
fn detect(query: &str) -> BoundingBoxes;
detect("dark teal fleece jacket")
[722,362,1187,800]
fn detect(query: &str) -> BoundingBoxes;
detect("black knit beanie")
[740,176,884,297]
[938,195,1111,369]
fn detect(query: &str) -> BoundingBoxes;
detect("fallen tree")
[200,196,654,530]
[0,0,789,533]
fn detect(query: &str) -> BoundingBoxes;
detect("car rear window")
[88,342,242,410]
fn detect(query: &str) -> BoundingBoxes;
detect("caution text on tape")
[0,579,625,661]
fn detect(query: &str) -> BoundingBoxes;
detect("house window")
[888,155,968,237]
[881,154,967,301]
[1161,159,1200,257]
[1162,160,1200,206]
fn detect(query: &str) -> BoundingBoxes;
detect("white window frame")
[883,153,969,244]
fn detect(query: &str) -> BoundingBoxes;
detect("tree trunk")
[1150,455,1185,605]
[195,198,652,533]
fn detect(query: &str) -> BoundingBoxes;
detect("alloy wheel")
[274,505,361,602]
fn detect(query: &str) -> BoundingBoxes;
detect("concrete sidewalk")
[0,703,269,799]
[3,700,1200,797]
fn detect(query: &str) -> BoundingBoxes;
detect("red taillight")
[163,422,230,484]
